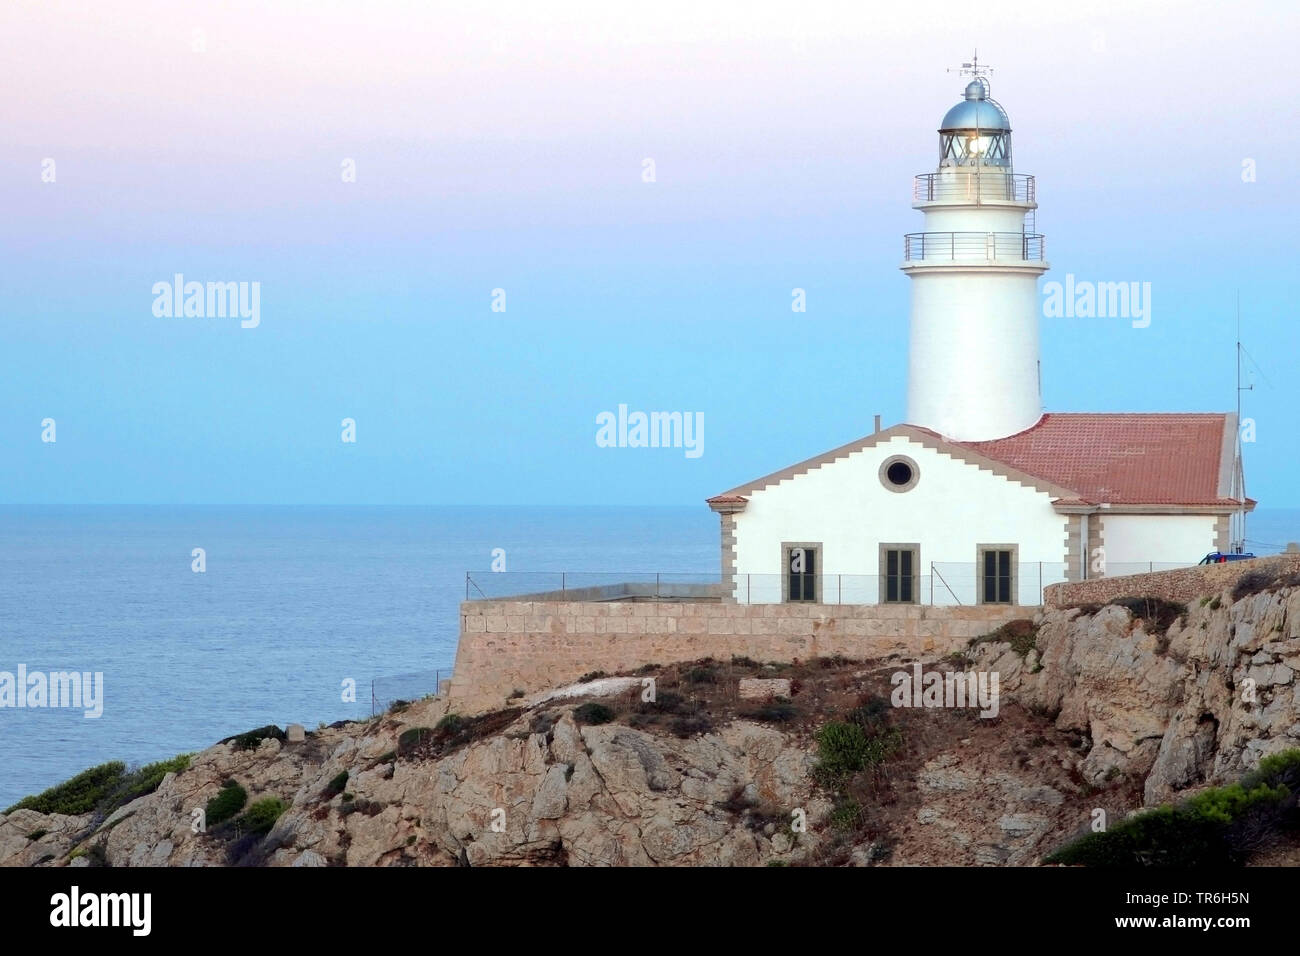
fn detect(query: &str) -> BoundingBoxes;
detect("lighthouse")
[903,68,1048,442]
[707,61,1250,602]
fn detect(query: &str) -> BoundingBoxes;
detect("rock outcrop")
[4,577,1299,867]
[990,585,1300,804]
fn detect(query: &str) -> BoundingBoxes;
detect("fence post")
[465,572,469,601]
[562,572,566,598]
[746,574,751,605]
[371,680,375,717]
[930,563,934,605]
[838,574,842,605]
[656,572,661,601]
[1039,562,1043,605]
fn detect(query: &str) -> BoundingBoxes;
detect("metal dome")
[939,82,1010,132]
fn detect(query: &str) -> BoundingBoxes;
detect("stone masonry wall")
[1045,553,1300,607]
[448,600,1030,714]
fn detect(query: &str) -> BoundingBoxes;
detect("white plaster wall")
[922,206,1029,233]
[906,270,1043,440]
[1098,513,1217,570]
[730,436,1068,603]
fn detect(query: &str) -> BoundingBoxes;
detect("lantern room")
[939,78,1012,167]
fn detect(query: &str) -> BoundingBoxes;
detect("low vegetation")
[1232,566,1300,603]
[220,725,287,751]
[1106,596,1187,635]
[204,780,248,827]
[323,771,349,799]
[4,753,193,818]
[1046,749,1300,866]
[237,797,288,836]
[572,702,614,725]
[812,718,904,788]
[969,619,1039,657]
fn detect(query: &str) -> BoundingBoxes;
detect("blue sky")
[2,0,1296,506]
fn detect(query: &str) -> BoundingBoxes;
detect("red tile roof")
[948,413,1235,506]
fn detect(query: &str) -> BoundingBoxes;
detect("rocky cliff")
[3,573,1299,867]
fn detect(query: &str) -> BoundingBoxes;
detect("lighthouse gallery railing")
[913,172,1035,203]
[903,231,1045,262]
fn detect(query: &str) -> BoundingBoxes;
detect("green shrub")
[1239,749,1300,792]
[323,771,349,799]
[639,690,687,715]
[221,725,287,751]
[685,666,718,684]
[829,800,863,832]
[109,754,192,811]
[573,703,614,725]
[238,797,288,836]
[577,671,608,683]
[747,697,798,723]
[813,721,903,786]
[26,829,48,841]
[4,761,126,816]
[398,727,436,754]
[436,713,465,733]
[969,619,1039,657]
[670,715,715,738]
[1046,751,1300,866]
[205,780,248,827]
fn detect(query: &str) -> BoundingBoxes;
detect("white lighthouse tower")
[903,62,1048,441]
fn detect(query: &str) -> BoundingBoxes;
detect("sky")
[1,0,1296,506]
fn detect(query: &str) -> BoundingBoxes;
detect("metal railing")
[371,668,452,716]
[727,564,1068,606]
[464,560,1199,609]
[903,231,1045,262]
[913,172,1035,203]
[466,571,723,602]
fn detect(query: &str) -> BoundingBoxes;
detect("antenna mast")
[1235,291,1251,553]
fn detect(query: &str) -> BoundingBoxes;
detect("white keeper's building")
[707,74,1252,606]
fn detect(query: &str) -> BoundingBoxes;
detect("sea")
[0,505,717,809]
[1,505,1296,809]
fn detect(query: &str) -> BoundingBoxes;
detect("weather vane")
[948,50,993,80]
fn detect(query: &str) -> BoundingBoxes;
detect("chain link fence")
[370,667,452,716]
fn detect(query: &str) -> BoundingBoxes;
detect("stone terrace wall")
[1045,553,1300,607]
[448,600,1029,714]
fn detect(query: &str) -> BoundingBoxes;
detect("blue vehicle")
[1198,551,1257,565]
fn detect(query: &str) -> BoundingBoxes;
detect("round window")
[879,455,920,493]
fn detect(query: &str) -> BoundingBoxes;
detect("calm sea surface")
[0,506,716,808]
[1,505,1295,808]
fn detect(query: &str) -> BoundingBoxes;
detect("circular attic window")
[879,455,920,493]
